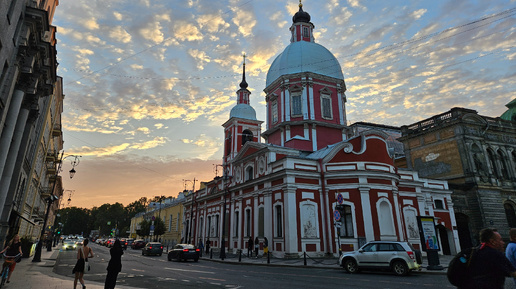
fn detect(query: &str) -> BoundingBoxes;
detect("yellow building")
[129,192,186,248]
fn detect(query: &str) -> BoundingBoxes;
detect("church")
[183,2,459,257]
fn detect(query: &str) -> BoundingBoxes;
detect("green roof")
[501,98,516,122]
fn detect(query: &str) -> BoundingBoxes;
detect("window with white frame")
[275,205,283,237]
[245,209,251,237]
[321,94,332,119]
[434,199,445,210]
[176,213,180,231]
[272,101,278,123]
[245,166,253,181]
[234,211,239,237]
[337,205,354,238]
[168,214,173,232]
[291,93,302,117]
[207,216,211,237]
[215,214,220,237]
[303,26,309,37]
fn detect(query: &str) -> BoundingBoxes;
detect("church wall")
[316,125,343,149]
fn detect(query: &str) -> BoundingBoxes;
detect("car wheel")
[344,259,359,274]
[194,258,198,262]
[142,250,145,256]
[392,260,409,276]
[159,253,162,256]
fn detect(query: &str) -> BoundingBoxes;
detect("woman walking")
[254,237,259,258]
[0,234,22,284]
[105,239,123,289]
[73,239,93,289]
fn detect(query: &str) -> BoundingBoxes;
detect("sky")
[53,0,516,209]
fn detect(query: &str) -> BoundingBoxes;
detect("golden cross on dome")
[242,53,246,65]
[299,0,303,8]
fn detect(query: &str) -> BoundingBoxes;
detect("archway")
[437,224,451,255]
[455,213,472,250]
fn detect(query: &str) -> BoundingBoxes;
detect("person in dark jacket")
[105,239,124,289]
[248,237,253,257]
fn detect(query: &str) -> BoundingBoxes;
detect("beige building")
[130,193,186,247]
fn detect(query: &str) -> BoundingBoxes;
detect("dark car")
[125,238,134,249]
[131,239,145,249]
[120,238,127,249]
[142,242,163,256]
[167,244,200,262]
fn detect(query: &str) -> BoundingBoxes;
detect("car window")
[363,244,377,252]
[378,243,394,251]
[394,243,405,251]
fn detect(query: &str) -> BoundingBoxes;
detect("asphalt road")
[54,243,456,288]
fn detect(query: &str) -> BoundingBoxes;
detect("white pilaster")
[360,188,374,241]
[284,188,298,253]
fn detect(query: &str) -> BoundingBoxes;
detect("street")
[53,244,456,288]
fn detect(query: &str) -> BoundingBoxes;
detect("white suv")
[339,241,421,276]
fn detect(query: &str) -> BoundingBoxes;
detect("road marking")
[131,269,145,272]
[164,267,215,274]
[199,277,226,282]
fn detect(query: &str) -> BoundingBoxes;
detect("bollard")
[267,251,270,264]
[239,250,242,262]
[304,252,307,266]
[210,248,213,259]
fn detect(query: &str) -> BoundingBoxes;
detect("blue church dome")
[266,41,344,87]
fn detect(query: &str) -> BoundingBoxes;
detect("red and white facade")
[184,3,460,257]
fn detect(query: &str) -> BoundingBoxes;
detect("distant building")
[398,106,516,249]
[183,3,458,257]
[0,0,62,247]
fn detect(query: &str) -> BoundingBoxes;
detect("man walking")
[506,228,516,286]
[462,228,516,288]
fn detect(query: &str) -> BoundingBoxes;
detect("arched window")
[498,150,509,179]
[242,129,253,146]
[337,204,354,237]
[505,203,516,228]
[245,166,253,181]
[275,205,283,237]
[378,200,395,238]
[487,149,499,177]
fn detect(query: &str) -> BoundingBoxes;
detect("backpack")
[447,247,477,287]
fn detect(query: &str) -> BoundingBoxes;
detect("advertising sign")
[417,216,439,251]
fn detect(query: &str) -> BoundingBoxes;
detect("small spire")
[240,53,248,89]
[299,0,302,8]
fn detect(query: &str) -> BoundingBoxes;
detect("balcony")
[52,123,62,137]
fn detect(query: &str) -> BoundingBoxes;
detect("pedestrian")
[461,228,516,289]
[254,237,259,257]
[263,237,269,256]
[506,228,516,286]
[0,234,22,284]
[248,237,253,257]
[105,239,123,289]
[73,238,94,289]
[198,239,204,257]
[205,238,210,255]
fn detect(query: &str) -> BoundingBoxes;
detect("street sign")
[333,210,341,221]
[150,230,154,236]
[335,221,342,228]
[337,193,344,204]
[152,216,155,221]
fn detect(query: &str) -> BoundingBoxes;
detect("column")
[283,188,298,254]
[359,187,374,241]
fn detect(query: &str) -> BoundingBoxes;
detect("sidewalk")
[9,248,135,289]
[198,251,453,274]
[9,248,453,288]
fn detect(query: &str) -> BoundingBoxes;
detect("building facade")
[399,106,516,249]
[0,0,62,247]
[183,3,459,257]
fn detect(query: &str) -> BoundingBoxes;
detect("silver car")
[339,241,421,276]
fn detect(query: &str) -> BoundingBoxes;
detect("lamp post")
[219,168,231,260]
[32,153,81,262]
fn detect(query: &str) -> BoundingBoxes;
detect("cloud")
[411,9,427,20]
[109,26,132,43]
[83,17,100,30]
[188,49,211,70]
[180,134,221,160]
[173,21,203,42]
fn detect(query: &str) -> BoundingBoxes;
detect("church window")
[245,209,251,237]
[505,203,516,228]
[226,132,232,156]
[234,211,239,237]
[303,27,309,37]
[275,205,283,237]
[321,94,332,119]
[245,166,253,181]
[337,205,354,238]
[291,94,302,116]
[272,101,278,123]
[434,199,445,210]
[242,129,253,146]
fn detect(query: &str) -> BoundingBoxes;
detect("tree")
[136,219,150,236]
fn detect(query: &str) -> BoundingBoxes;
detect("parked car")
[131,239,146,249]
[62,239,77,250]
[142,242,163,256]
[167,244,200,262]
[339,241,421,276]
[120,238,127,249]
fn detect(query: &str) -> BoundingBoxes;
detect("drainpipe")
[319,159,331,255]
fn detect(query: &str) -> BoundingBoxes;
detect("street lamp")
[32,153,81,262]
[219,168,231,260]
